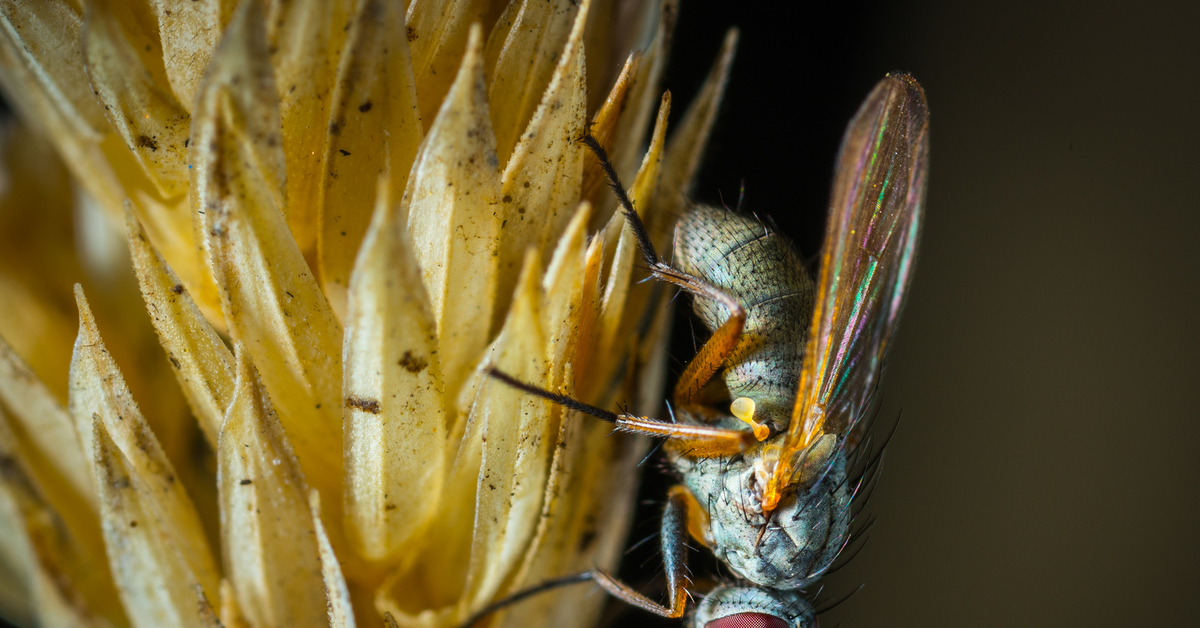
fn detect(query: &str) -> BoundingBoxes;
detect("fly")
[463,72,929,628]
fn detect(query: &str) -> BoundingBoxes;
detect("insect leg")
[454,485,704,627]
[581,134,748,412]
[592,484,697,618]
[488,368,756,456]
[455,573,595,628]
[672,310,744,410]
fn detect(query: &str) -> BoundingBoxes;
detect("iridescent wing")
[762,74,929,511]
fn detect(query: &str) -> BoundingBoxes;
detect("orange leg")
[672,304,744,409]
[487,368,756,457]
[581,135,748,413]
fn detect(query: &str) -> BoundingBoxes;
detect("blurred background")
[617,0,1200,626]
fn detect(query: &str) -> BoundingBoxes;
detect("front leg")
[487,369,756,457]
[581,135,765,439]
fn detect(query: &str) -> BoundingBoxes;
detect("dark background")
[618,1,1200,627]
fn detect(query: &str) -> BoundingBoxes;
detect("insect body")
[673,204,814,434]
[474,73,929,627]
[671,206,850,591]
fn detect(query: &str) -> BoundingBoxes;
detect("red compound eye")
[706,612,790,628]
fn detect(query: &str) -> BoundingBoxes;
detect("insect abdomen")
[674,205,814,429]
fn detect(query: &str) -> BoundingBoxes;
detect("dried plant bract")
[0,0,738,626]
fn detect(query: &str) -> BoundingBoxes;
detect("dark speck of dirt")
[359,101,373,113]
[398,350,429,373]
[345,397,382,414]
[578,528,596,551]
[135,135,159,151]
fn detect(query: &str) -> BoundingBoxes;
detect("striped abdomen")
[673,205,814,430]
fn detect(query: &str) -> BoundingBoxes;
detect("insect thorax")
[673,205,814,431]
[677,444,849,590]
